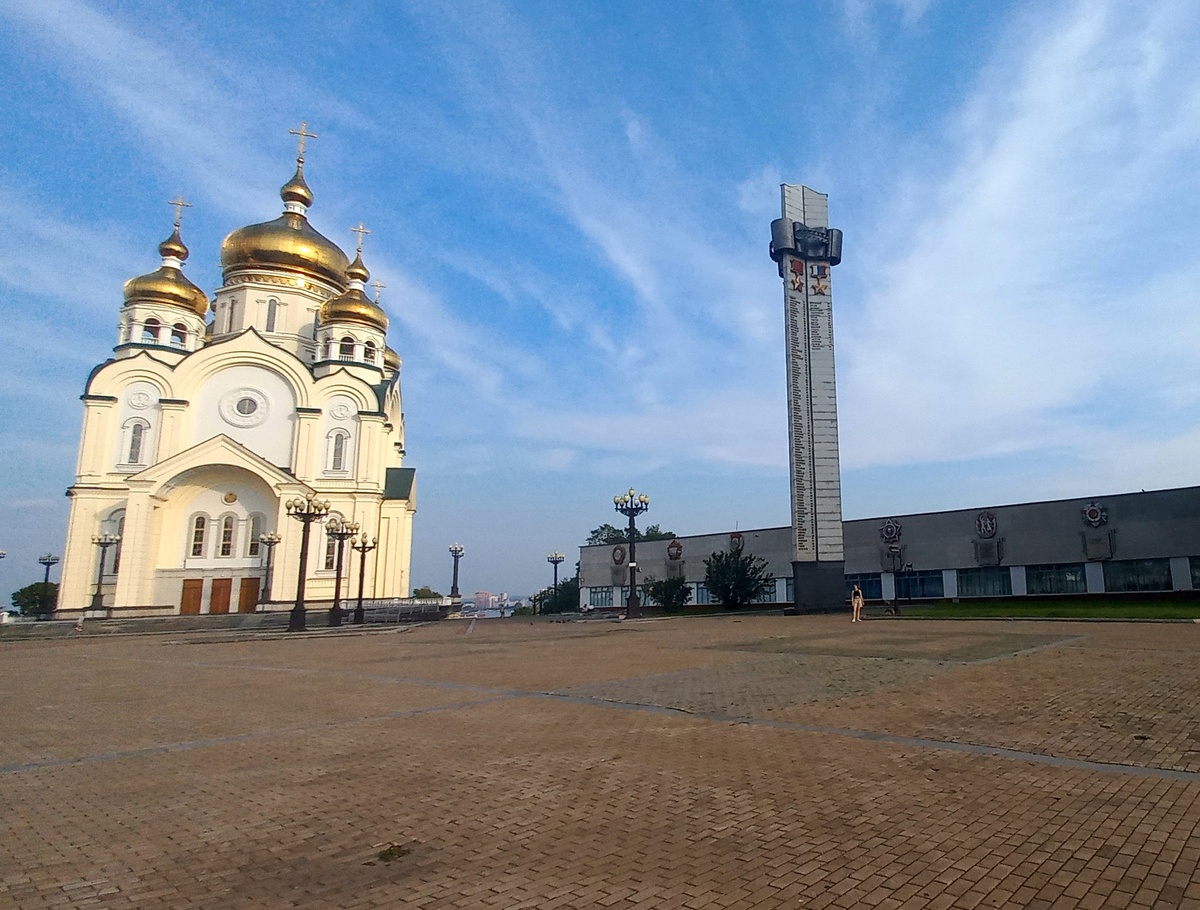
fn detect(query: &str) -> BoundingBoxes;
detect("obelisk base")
[787,561,846,614]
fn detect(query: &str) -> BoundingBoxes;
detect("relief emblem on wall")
[879,518,902,543]
[667,539,683,561]
[975,511,998,539]
[611,546,626,566]
[1081,502,1108,528]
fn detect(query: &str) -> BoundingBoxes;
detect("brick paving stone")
[3,616,1200,908]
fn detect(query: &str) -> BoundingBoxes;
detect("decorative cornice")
[220,272,338,299]
[81,394,119,403]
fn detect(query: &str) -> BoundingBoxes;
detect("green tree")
[702,551,774,610]
[411,585,442,599]
[643,576,692,614]
[586,523,676,545]
[531,576,581,614]
[12,582,58,618]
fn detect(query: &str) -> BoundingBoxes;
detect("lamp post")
[89,534,120,613]
[448,543,464,602]
[326,519,358,627]
[285,492,330,632]
[351,532,378,624]
[258,532,282,608]
[38,554,60,617]
[613,488,649,619]
[546,551,565,615]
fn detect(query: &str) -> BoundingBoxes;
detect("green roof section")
[384,467,415,501]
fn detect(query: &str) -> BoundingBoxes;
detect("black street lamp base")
[289,607,307,632]
[328,607,343,627]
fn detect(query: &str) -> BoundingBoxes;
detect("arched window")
[248,514,264,556]
[129,423,145,464]
[339,336,355,361]
[170,324,187,348]
[266,298,279,333]
[219,515,235,557]
[332,432,347,472]
[364,341,377,364]
[324,532,337,570]
[110,511,126,574]
[190,515,207,557]
[142,318,161,344]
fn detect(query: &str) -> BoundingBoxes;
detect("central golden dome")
[219,167,349,289]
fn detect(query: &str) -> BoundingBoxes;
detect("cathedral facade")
[57,149,416,617]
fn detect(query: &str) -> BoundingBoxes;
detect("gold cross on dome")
[167,194,191,229]
[351,222,371,254]
[372,279,387,303]
[288,121,318,161]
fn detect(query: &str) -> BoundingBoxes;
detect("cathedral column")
[157,399,189,461]
[77,395,118,482]
[293,408,323,479]
[112,479,161,610]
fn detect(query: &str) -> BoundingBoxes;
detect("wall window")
[326,430,351,473]
[1190,556,1200,590]
[332,433,347,471]
[190,515,208,557]
[845,573,883,601]
[895,570,944,599]
[170,324,187,348]
[324,533,337,570]
[219,515,235,557]
[266,298,279,333]
[957,566,1012,598]
[127,421,147,464]
[364,341,377,364]
[110,512,126,574]
[694,583,712,605]
[588,587,613,607]
[753,579,777,603]
[1103,558,1172,593]
[142,317,161,344]
[339,336,355,361]
[1026,563,1087,595]
[785,577,794,603]
[248,514,264,556]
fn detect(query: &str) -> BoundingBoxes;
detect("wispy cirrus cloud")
[839,0,1200,497]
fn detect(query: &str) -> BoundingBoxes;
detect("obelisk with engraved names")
[769,185,845,612]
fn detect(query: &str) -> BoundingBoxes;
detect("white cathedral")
[57,144,416,617]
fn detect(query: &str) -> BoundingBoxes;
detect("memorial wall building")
[578,485,1200,609]
[56,142,416,617]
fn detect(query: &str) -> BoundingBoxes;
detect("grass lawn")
[887,597,1200,620]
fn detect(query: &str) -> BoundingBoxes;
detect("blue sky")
[3,0,1199,599]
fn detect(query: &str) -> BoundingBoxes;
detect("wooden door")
[210,578,232,615]
[237,577,260,613]
[180,579,203,615]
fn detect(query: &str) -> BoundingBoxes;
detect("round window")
[235,397,258,416]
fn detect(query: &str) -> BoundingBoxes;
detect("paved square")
[3,615,1200,909]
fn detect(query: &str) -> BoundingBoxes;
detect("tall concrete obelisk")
[769,185,845,612]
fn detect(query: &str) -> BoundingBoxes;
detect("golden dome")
[319,286,389,333]
[280,166,313,208]
[346,251,369,284]
[384,345,401,372]
[219,171,349,288]
[123,229,209,317]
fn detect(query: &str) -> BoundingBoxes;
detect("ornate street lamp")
[89,534,121,613]
[448,543,464,601]
[546,551,565,615]
[351,531,378,625]
[326,518,358,627]
[258,532,282,608]
[38,553,60,616]
[613,488,649,619]
[285,492,330,632]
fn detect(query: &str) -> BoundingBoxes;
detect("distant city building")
[473,591,493,610]
[579,486,1200,610]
